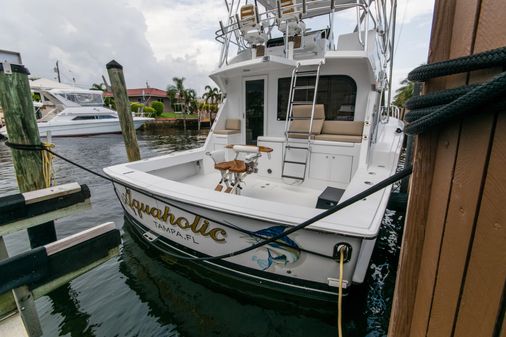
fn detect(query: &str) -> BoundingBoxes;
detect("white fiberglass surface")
[180,172,323,209]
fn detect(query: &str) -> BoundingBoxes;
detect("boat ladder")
[281,60,324,181]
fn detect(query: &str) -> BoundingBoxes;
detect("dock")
[388,0,506,336]
[0,59,122,336]
[0,183,121,336]
[0,312,28,337]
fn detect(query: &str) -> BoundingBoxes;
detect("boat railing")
[215,0,394,67]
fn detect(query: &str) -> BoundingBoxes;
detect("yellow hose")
[338,247,344,337]
[41,142,55,188]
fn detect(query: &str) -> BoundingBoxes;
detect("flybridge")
[215,0,397,68]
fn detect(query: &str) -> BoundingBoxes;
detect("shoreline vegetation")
[90,77,221,129]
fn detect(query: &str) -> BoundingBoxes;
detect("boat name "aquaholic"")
[122,189,227,242]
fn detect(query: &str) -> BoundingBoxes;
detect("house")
[103,87,172,112]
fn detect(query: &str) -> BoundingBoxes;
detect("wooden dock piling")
[388,1,506,336]
[0,63,57,248]
[106,60,141,162]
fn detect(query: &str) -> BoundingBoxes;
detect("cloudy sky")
[1,0,434,95]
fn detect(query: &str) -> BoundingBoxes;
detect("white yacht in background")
[105,0,402,301]
[0,88,152,137]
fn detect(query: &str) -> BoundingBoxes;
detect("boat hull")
[37,119,149,137]
[0,119,150,137]
[114,183,368,301]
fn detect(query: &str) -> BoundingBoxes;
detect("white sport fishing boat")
[0,88,152,137]
[105,0,402,301]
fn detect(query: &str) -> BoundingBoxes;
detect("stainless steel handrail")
[216,0,398,107]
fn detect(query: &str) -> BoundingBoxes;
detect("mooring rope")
[4,141,336,260]
[407,46,506,82]
[4,140,412,263]
[404,46,506,135]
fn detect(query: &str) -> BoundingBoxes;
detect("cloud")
[397,0,435,24]
[0,0,434,96]
[0,0,223,94]
[128,0,224,91]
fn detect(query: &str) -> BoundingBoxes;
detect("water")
[0,128,405,337]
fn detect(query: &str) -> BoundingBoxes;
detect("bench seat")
[287,104,325,139]
[314,121,364,143]
[214,118,241,135]
[214,129,241,135]
[314,134,362,143]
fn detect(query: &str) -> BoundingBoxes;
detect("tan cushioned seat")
[214,118,241,135]
[287,104,325,138]
[214,129,240,135]
[292,104,325,119]
[225,119,241,130]
[314,121,364,143]
[321,121,364,135]
[288,119,324,134]
[314,134,362,143]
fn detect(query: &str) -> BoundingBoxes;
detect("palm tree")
[393,78,414,108]
[167,77,187,113]
[90,83,106,91]
[203,85,222,122]
[203,85,222,105]
[166,77,199,115]
[183,88,197,113]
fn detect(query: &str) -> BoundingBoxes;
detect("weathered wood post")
[106,60,141,162]
[0,61,51,337]
[0,62,57,248]
[388,0,506,336]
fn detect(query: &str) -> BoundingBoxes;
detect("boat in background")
[105,0,402,301]
[0,88,152,137]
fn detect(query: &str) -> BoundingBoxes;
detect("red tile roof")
[103,88,167,97]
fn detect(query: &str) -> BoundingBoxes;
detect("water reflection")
[48,285,96,337]
[119,222,337,337]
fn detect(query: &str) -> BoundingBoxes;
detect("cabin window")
[72,116,97,120]
[63,93,104,106]
[97,115,117,119]
[277,75,357,121]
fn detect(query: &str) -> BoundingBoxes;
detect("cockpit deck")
[179,171,326,209]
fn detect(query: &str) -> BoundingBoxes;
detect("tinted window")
[63,93,103,106]
[73,116,97,120]
[97,115,117,119]
[277,75,357,121]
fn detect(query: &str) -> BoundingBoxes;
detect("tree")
[203,85,222,105]
[203,85,222,123]
[184,88,197,113]
[167,77,186,112]
[150,101,164,116]
[90,83,106,91]
[393,78,415,108]
[166,77,197,114]
[104,96,115,110]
